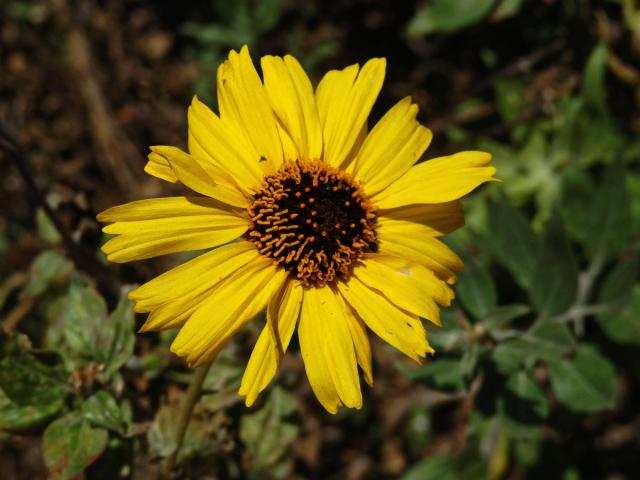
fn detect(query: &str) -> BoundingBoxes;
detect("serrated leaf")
[407,0,494,36]
[492,320,575,373]
[43,414,108,480]
[0,334,69,406]
[488,198,539,290]
[81,391,125,434]
[456,253,497,320]
[22,251,72,298]
[549,344,618,413]
[529,217,578,317]
[239,387,298,479]
[598,285,640,346]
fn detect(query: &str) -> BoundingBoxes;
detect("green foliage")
[407,0,495,36]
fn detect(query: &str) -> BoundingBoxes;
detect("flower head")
[98,46,496,413]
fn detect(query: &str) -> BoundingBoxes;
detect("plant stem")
[161,362,212,479]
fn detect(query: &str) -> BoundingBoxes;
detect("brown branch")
[0,127,121,294]
[49,0,142,197]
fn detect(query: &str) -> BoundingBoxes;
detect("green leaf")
[253,0,282,33]
[529,217,578,317]
[43,413,108,480]
[492,320,575,373]
[598,285,640,346]
[104,296,135,378]
[456,253,497,320]
[22,251,72,298]
[62,281,109,365]
[586,164,632,257]
[396,358,466,391]
[401,455,455,480]
[487,198,539,290]
[549,344,618,413]
[81,391,125,434]
[581,43,609,117]
[597,256,638,315]
[491,0,525,21]
[407,0,494,36]
[429,308,464,351]
[0,388,63,432]
[483,304,531,334]
[494,77,527,124]
[0,334,69,406]
[499,371,549,437]
[239,387,298,479]
[36,208,62,243]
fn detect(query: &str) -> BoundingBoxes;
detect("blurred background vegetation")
[1,0,639,478]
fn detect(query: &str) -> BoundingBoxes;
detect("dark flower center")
[246,160,378,287]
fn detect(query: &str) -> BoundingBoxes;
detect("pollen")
[246,160,378,287]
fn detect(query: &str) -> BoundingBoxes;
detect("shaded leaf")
[401,455,455,480]
[0,388,63,432]
[499,371,549,437]
[407,0,494,36]
[456,253,497,320]
[549,345,618,413]
[492,320,575,373]
[529,217,578,317]
[81,391,125,434]
[22,251,72,298]
[43,414,108,480]
[597,285,640,346]
[239,387,299,479]
[483,304,531,333]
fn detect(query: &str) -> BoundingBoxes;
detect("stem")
[161,362,213,479]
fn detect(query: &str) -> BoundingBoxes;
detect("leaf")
[494,77,527,124]
[253,0,282,33]
[239,387,298,479]
[43,413,108,480]
[529,216,578,317]
[396,358,466,391]
[597,256,638,315]
[401,455,455,480]
[22,251,72,298]
[597,285,640,346]
[36,208,61,243]
[0,334,69,406]
[491,0,525,21]
[104,296,135,378]
[0,388,63,432]
[81,391,125,434]
[407,0,495,36]
[488,197,539,290]
[62,281,109,365]
[456,253,497,320]
[586,164,632,257]
[429,308,464,351]
[549,344,618,413]
[499,371,549,437]
[492,320,575,374]
[483,304,531,334]
[581,43,609,117]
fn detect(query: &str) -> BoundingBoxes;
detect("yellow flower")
[97,46,496,413]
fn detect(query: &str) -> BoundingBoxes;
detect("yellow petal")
[261,55,323,161]
[378,201,464,237]
[374,151,496,208]
[170,256,288,367]
[149,145,248,207]
[337,277,434,362]
[98,197,247,262]
[377,220,464,283]
[239,280,304,406]
[352,97,433,196]
[145,151,178,183]
[298,286,362,413]
[315,58,386,168]
[188,96,264,192]
[354,255,453,325]
[216,45,283,169]
[131,241,258,313]
[343,303,374,386]
[138,288,210,332]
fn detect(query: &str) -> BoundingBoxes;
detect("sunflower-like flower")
[97,46,495,413]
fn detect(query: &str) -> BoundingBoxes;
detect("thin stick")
[161,362,213,479]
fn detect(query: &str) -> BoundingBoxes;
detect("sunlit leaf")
[43,413,108,480]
